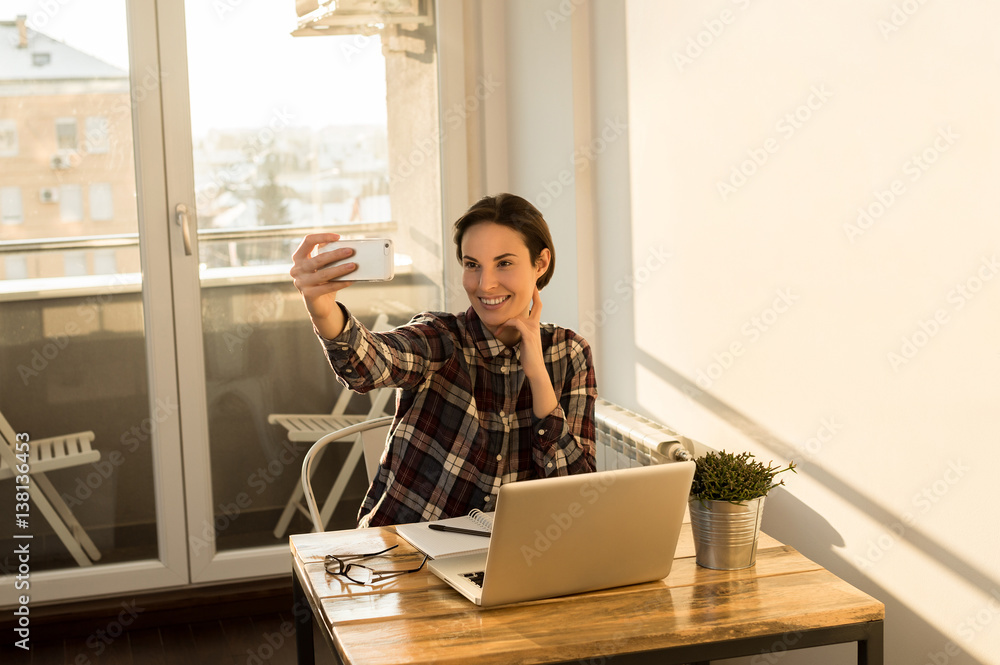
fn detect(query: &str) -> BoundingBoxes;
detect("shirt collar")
[465,307,517,360]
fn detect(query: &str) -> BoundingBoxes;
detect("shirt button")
[484,496,491,503]
[538,429,545,436]
[496,454,502,461]
[547,462,553,469]
[499,410,505,418]
[501,365,508,373]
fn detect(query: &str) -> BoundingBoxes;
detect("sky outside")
[6,0,388,135]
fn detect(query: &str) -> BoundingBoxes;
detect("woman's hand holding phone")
[290,233,357,339]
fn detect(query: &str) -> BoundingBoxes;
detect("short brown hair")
[452,193,556,289]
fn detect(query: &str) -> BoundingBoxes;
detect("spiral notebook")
[395,509,494,559]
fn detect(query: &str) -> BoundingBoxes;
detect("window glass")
[0,3,158,574]
[56,117,77,151]
[183,0,442,548]
[85,116,110,154]
[59,184,83,222]
[0,119,17,156]
[1,186,23,224]
[93,248,117,274]
[4,255,27,280]
[63,250,87,276]
[89,182,114,220]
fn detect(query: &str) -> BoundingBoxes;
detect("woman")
[291,193,597,527]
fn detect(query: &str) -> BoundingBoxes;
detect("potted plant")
[688,450,796,570]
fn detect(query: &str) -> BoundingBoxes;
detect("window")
[85,116,110,154]
[4,256,28,280]
[56,118,77,151]
[1,187,23,224]
[93,249,118,275]
[89,183,114,220]
[59,184,83,222]
[63,251,87,276]
[32,52,51,67]
[0,120,17,157]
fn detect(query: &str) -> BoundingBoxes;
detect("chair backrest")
[359,422,392,484]
[301,415,395,532]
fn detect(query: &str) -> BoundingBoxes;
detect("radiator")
[594,399,693,471]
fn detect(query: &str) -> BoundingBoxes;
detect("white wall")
[503,0,581,329]
[622,1,1000,664]
[496,1,1000,663]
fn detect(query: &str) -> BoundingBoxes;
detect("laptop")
[427,461,695,607]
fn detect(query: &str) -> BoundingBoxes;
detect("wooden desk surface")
[290,525,884,665]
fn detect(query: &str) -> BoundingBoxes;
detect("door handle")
[175,203,193,256]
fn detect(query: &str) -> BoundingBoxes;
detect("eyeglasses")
[324,545,428,586]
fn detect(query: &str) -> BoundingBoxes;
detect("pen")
[428,524,491,537]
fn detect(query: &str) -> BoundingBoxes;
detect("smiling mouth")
[479,295,510,306]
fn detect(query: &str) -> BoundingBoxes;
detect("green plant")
[690,450,796,504]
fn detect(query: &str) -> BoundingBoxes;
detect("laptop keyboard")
[462,571,486,588]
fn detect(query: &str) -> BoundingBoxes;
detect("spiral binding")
[468,508,495,532]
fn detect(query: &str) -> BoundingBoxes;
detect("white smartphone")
[315,238,395,282]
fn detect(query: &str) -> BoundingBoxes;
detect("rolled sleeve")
[317,304,379,392]
[316,305,453,393]
[531,335,597,477]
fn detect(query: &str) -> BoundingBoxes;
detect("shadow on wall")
[635,348,994,665]
[763,490,987,665]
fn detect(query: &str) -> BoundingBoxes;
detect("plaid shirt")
[321,305,597,527]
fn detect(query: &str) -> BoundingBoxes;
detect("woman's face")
[460,222,549,337]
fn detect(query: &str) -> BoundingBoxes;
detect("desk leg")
[293,571,315,665]
[859,621,884,665]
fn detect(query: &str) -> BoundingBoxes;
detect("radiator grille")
[594,399,692,471]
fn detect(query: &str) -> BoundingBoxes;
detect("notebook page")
[396,514,492,559]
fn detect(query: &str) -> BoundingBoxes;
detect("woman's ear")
[534,248,551,278]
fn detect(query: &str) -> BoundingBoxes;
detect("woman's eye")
[464,262,478,270]
[498,261,512,268]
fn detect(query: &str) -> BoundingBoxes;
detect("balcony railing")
[0,221,401,302]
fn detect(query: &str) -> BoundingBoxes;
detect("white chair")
[0,410,102,566]
[269,313,395,537]
[301,416,394,532]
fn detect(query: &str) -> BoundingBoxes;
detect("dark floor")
[3,612,303,665]
[0,580,341,665]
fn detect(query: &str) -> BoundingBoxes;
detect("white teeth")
[481,296,509,305]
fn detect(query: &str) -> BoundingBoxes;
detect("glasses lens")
[344,564,373,585]
[325,556,346,574]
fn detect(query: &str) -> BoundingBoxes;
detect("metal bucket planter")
[689,496,766,570]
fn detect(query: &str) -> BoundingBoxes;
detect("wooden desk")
[290,525,883,665]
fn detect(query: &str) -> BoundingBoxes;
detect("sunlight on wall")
[624,1,1000,663]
